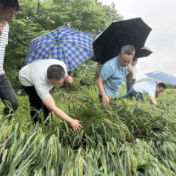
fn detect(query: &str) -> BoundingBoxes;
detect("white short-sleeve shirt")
[19,59,67,99]
[133,81,156,97]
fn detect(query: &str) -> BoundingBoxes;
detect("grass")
[0,83,176,175]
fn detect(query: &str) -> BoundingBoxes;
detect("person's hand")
[65,75,73,84]
[127,66,133,73]
[102,94,109,104]
[70,119,83,133]
[0,21,6,35]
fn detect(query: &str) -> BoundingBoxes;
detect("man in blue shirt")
[97,45,135,104]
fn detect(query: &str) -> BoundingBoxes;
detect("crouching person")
[19,59,82,132]
[121,82,166,104]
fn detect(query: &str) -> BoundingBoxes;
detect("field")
[0,83,176,176]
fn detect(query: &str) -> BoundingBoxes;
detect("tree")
[4,0,123,90]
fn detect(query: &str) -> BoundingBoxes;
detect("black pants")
[0,74,18,117]
[22,86,51,124]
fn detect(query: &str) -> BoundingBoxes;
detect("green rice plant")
[0,85,176,175]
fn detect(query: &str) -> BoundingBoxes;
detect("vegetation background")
[0,0,176,175]
[5,0,122,91]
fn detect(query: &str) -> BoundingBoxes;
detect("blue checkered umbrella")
[145,70,176,86]
[25,26,93,71]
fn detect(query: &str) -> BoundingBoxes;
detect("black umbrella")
[134,46,153,60]
[92,17,152,64]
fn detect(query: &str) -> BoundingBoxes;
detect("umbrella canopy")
[92,17,152,65]
[25,26,93,71]
[92,45,153,65]
[145,71,176,86]
[133,46,153,60]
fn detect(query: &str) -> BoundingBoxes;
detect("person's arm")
[42,95,82,132]
[0,21,6,35]
[126,66,134,82]
[97,76,109,104]
[150,96,157,104]
[65,74,73,84]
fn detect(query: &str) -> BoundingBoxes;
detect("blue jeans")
[122,87,144,101]
[126,79,135,92]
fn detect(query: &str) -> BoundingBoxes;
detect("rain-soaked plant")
[0,85,176,175]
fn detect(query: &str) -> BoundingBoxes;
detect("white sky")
[101,0,176,80]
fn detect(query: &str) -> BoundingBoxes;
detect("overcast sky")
[101,0,176,80]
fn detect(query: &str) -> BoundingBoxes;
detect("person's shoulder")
[103,58,116,73]
[147,82,157,88]
[103,56,117,67]
[149,81,157,85]
[50,59,66,68]
[4,23,9,30]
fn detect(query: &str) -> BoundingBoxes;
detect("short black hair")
[157,83,166,89]
[132,56,138,62]
[0,0,20,12]
[47,65,65,80]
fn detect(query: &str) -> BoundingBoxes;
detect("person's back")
[133,81,156,97]
[121,81,166,104]
[19,59,67,99]
[19,59,82,132]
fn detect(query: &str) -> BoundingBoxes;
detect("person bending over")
[97,45,135,104]
[121,82,166,104]
[19,59,82,132]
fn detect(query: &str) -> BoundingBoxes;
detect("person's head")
[132,57,138,66]
[47,65,65,87]
[156,83,166,95]
[0,0,20,22]
[119,45,135,67]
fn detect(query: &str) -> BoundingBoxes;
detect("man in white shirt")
[126,58,138,92]
[0,0,20,118]
[19,59,82,133]
[121,82,166,104]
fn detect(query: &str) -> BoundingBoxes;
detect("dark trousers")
[122,87,144,101]
[22,86,51,124]
[126,79,136,92]
[0,74,18,117]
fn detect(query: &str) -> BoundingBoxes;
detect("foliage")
[69,59,102,89]
[4,0,122,91]
[0,84,176,175]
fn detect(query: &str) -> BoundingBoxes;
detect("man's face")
[0,5,18,22]
[118,54,133,67]
[156,86,165,95]
[47,78,64,87]
[132,60,138,66]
